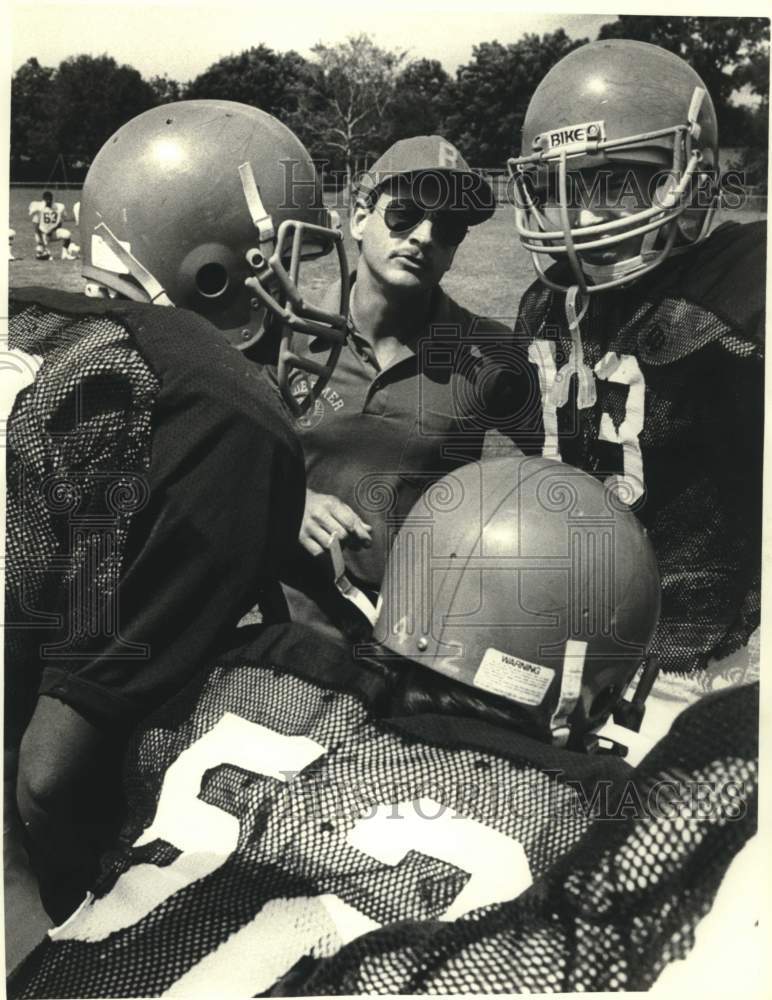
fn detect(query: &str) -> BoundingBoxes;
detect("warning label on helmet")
[474,648,554,706]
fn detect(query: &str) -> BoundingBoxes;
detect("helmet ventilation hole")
[196,262,229,298]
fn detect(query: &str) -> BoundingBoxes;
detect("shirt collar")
[317,271,452,366]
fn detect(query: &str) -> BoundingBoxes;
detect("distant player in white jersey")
[8,228,16,260]
[28,190,80,260]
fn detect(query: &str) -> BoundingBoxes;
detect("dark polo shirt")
[282,278,543,635]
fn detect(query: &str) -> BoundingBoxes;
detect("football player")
[8,227,16,260]
[28,190,79,260]
[508,39,765,696]
[7,456,757,996]
[5,100,348,966]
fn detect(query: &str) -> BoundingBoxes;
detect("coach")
[282,136,543,638]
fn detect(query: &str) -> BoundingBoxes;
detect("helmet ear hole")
[195,262,230,298]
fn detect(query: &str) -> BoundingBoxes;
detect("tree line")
[11,15,769,187]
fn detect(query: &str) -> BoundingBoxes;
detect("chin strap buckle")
[326,534,379,627]
[585,655,661,763]
[591,719,656,764]
[614,654,661,733]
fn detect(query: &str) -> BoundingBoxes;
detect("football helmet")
[373,455,661,748]
[508,40,719,296]
[80,100,349,416]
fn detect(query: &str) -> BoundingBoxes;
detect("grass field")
[8,185,766,322]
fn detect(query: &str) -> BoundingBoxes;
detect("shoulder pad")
[666,221,766,342]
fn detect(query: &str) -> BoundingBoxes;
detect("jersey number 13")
[529,340,646,504]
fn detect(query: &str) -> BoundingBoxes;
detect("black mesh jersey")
[11,622,640,999]
[296,680,758,995]
[5,288,305,743]
[515,222,765,675]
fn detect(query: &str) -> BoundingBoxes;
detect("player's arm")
[33,372,307,734]
[260,364,372,556]
[460,322,545,462]
[16,697,110,918]
[28,202,44,234]
[13,344,305,918]
[488,328,544,456]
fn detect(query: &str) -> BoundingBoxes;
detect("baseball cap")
[356,136,496,224]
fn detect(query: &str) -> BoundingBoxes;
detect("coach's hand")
[300,489,372,557]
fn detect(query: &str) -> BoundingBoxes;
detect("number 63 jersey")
[517,221,765,677]
[12,623,637,999]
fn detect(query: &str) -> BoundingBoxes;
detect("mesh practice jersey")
[516,222,765,674]
[12,621,634,998]
[6,288,304,743]
[297,681,758,994]
[10,624,756,996]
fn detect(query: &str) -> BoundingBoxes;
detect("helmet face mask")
[372,456,661,749]
[525,162,712,287]
[80,100,349,416]
[508,40,720,296]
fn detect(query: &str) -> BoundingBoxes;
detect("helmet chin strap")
[325,534,378,626]
[238,162,276,245]
[92,222,174,306]
[561,285,597,409]
[579,206,673,285]
[549,640,587,745]
[593,718,656,766]
[581,253,646,284]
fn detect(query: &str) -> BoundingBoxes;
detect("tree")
[297,34,407,188]
[53,55,157,165]
[598,17,769,123]
[185,45,311,118]
[11,54,157,178]
[732,43,769,186]
[384,59,454,145]
[149,74,183,105]
[446,30,588,164]
[10,58,58,177]
[599,17,769,186]
[732,44,770,104]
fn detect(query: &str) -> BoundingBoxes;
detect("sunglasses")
[380,200,469,247]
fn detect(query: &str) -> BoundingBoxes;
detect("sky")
[9,1,770,83]
[4,1,725,83]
